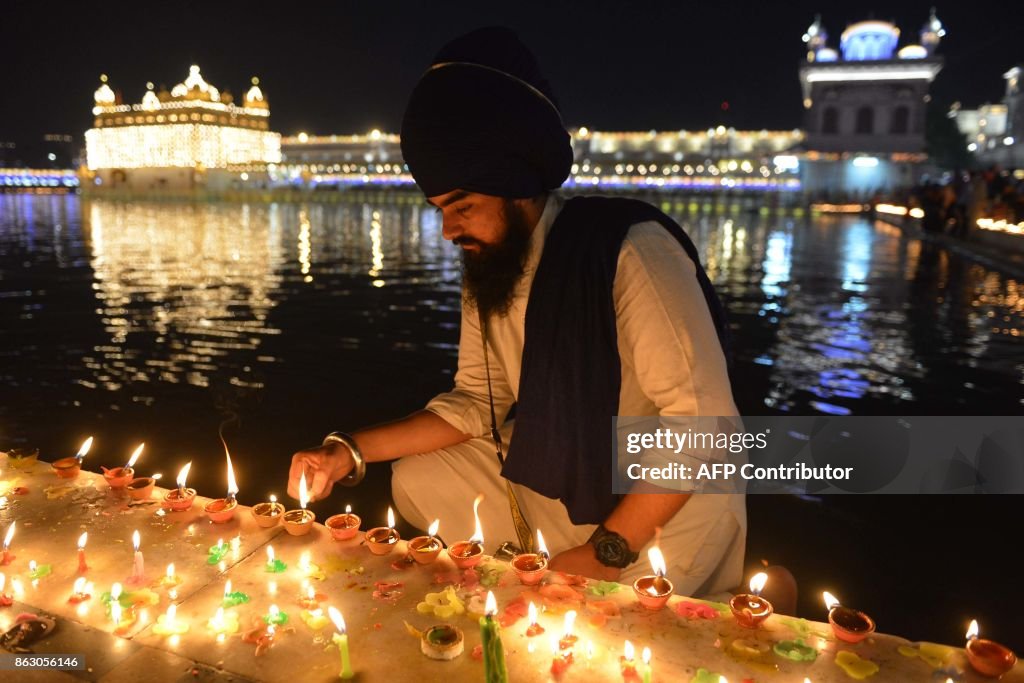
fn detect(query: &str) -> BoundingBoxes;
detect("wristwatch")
[587,525,639,568]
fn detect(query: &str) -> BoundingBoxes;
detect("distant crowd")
[912,166,1024,237]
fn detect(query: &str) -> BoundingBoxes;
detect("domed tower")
[798,15,944,196]
[93,74,116,108]
[920,7,946,57]
[244,77,269,111]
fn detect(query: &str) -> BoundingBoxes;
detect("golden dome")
[171,65,221,102]
[244,76,268,109]
[94,74,115,105]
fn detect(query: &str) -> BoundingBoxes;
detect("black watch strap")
[587,525,640,569]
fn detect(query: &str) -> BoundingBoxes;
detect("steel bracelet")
[322,431,366,487]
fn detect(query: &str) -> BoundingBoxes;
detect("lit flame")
[176,462,192,491]
[528,601,538,625]
[966,619,979,641]
[166,603,177,625]
[76,436,94,460]
[111,582,122,600]
[485,590,497,617]
[224,580,231,597]
[328,606,346,634]
[749,572,768,596]
[225,448,238,499]
[29,560,37,573]
[78,532,88,550]
[550,636,560,656]
[299,471,308,509]
[269,604,280,619]
[132,530,140,552]
[73,577,86,594]
[3,521,15,549]
[111,599,121,626]
[624,640,635,661]
[151,473,163,481]
[586,641,594,660]
[387,506,395,529]
[470,493,484,544]
[537,529,549,558]
[266,546,275,563]
[642,647,651,665]
[345,504,352,514]
[299,551,311,573]
[307,585,315,601]
[823,591,840,611]
[648,546,667,578]
[564,610,577,638]
[269,494,277,504]
[125,443,145,469]
[166,563,175,579]
[428,519,440,538]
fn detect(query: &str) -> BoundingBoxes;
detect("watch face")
[594,535,631,568]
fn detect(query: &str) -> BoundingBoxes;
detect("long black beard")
[461,201,533,321]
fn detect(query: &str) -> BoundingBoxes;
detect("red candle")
[1,521,15,566]
[77,532,88,574]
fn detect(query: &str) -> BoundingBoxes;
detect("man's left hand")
[547,543,621,582]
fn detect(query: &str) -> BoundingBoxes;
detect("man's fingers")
[310,468,331,503]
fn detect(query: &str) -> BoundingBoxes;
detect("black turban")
[400,27,573,199]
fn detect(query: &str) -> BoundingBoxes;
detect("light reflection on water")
[1,194,1022,469]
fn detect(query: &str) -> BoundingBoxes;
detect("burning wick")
[128,530,145,584]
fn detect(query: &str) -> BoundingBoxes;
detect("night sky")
[4,0,1023,148]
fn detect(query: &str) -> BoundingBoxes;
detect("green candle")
[328,606,354,679]
[641,647,652,683]
[479,591,508,683]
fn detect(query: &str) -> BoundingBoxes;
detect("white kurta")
[393,194,746,599]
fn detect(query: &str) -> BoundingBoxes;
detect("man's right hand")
[288,441,354,503]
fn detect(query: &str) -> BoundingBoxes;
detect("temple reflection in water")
[0,195,1021,468]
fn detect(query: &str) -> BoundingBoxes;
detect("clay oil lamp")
[6,447,39,471]
[447,493,485,569]
[103,442,144,489]
[204,449,239,523]
[730,571,773,628]
[326,504,361,541]
[512,528,550,586]
[53,436,92,479]
[823,591,876,643]
[364,506,400,555]
[283,472,315,536]
[633,545,675,610]
[126,472,161,500]
[408,519,443,565]
[252,493,285,528]
[162,462,196,511]
[965,619,1018,678]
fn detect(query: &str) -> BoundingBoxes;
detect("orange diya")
[102,442,144,489]
[632,546,674,610]
[252,493,285,528]
[823,591,875,643]
[965,619,1018,678]
[448,493,485,569]
[53,436,93,479]
[408,519,443,564]
[512,529,549,585]
[126,472,161,500]
[204,448,239,523]
[163,462,196,511]
[729,572,773,628]
[283,472,315,536]
[365,506,400,555]
[326,504,361,540]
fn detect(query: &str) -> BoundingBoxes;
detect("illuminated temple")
[84,66,281,192]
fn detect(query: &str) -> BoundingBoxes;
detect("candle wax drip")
[265,559,287,573]
[223,591,251,607]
